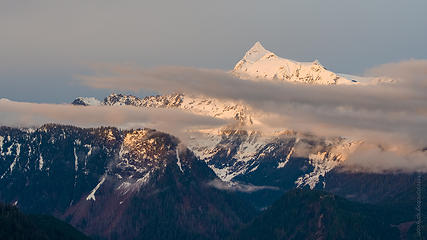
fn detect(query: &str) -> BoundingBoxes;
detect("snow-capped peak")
[242,41,273,63]
[233,42,354,85]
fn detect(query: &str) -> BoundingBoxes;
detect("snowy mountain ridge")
[73,93,253,124]
[69,42,382,189]
[232,41,355,85]
[72,92,357,190]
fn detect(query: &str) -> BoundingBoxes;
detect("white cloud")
[0,98,226,140]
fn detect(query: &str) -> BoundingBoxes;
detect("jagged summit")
[242,41,273,63]
[233,42,354,85]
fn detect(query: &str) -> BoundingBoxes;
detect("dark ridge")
[0,202,90,240]
[231,189,401,240]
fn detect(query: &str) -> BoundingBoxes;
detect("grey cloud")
[366,59,427,88]
[79,62,427,145]
[79,60,427,172]
[341,143,427,173]
[0,98,226,140]
[79,64,427,113]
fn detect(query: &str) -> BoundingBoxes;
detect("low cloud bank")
[366,59,427,89]
[341,143,427,173]
[207,179,279,193]
[78,60,427,173]
[0,98,225,139]
[79,61,427,145]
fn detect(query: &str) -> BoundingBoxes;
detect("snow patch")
[116,171,151,194]
[187,130,222,160]
[176,148,184,173]
[248,164,259,173]
[295,140,360,189]
[84,144,92,157]
[39,153,44,170]
[277,138,300,168]
[6,144,13,155]
[209,164,249,182]
[86,176,106,201]
[9,144,20,173]
[0,136,4,156]
[73,147,78,171]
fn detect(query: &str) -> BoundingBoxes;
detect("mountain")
[72,92,361,207]
[68,43,374,201]
[68,42,416,210]
[0,202,90,240]
[73,93,252,125]
[3,41,424,238]
[231,189,401,240]
[232,41,355,85]
[0,124,256,240]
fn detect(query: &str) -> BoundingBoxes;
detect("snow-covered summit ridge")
[72,97,101,106]
[72,93,252,124]
[233,42,355,85]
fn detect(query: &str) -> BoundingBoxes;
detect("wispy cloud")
[0,98,225,140]
[365,59,427,89]
[207,179,279,193]
[341,142,427,173]
[79,61,427,144]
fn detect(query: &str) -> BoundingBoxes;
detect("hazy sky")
[1,0,426,103]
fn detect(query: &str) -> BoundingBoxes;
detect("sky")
[1,0,427,103]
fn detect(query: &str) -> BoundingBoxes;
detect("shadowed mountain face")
[1,124,424,239]
[0,202,90,240]
[0,125,256,240]
[232,189,401,240]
